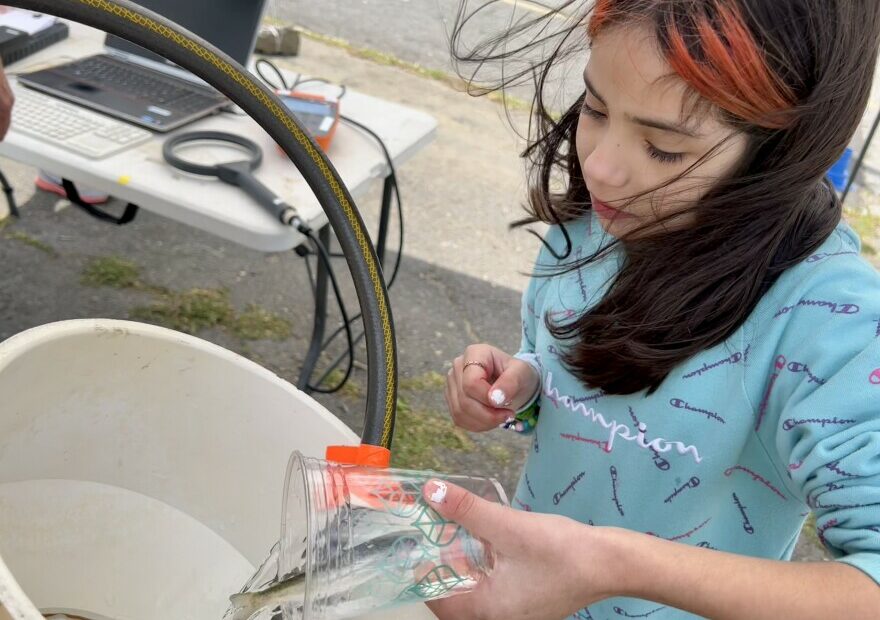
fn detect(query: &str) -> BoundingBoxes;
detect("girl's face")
[577,25,749,237]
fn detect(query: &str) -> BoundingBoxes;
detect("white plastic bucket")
[0,319,433,620]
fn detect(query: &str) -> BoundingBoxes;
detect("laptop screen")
[105,0,267,67]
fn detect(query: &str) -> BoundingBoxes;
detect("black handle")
[215,162,300,227]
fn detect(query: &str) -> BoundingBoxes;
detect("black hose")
[6,0,397,449]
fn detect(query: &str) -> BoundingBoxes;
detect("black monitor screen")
[105,0,267,67]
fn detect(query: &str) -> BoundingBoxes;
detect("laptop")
[17,0,268,132]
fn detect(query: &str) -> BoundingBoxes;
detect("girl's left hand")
[422,480,621,620]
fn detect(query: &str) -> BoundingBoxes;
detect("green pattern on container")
[365,481,475,605]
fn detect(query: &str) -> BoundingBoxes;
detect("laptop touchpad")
[69,81,100,92]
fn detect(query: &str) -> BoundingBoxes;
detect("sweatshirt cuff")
[502,353,542,433]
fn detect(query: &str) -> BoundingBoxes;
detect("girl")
[427,1,880,618]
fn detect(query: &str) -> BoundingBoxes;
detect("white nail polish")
[490,389,506,406]
[429,481,448,504]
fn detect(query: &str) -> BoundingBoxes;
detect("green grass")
[320,368,364,399]
[487,443,513,466]
[399,371,446,392]
[328,370,447,403]
[391,396,475,470]
[325,369,517,471]
[131,288,234,334]
[843,207,880,256]
[133,289,292,341]
[81,256,142,288]
[5,231,58,257]
[81,257,292,341]
[232,304,293,341]
[800,512,824,553]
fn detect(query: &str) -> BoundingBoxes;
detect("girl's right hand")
[445,344,541,432]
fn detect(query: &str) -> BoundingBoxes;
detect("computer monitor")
[105,0,267,72]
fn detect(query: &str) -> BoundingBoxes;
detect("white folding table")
[0,20,438,388]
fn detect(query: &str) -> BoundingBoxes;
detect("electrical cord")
[253,58,405,394]
[293,212,357,394]
[338,115,404,289]
[303,245,317,297]
[301,225,357,393]
[255,57,347,99]
[255,57,288,91]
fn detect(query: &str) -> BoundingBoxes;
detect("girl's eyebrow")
[583,71,608,105]
[583,70,704,139]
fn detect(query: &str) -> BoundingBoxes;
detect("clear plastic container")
[278,451,508,619]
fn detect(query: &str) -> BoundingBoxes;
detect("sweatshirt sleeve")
[508,247,546,435]
[514,226,559,371]
[764,258,880,585]
[510,226,564,433]
[515,266,541,360]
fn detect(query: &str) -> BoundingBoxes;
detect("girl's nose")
[582,135,629,190]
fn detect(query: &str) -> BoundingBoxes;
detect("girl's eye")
[646,142,684,165]
[581,100,606,120]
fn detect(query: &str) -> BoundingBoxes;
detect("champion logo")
[545,372,703,464]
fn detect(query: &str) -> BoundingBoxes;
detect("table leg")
[375,175,395,267]
[0,168,18,218]
[297,224,331,391]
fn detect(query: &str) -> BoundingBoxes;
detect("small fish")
[228,572,306,620]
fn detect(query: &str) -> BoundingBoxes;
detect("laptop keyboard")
[12,87,153,159]
[67,55,223,113]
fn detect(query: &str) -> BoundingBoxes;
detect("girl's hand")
[445,344,540,432]
[422,480,618,620]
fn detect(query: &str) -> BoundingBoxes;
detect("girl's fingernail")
[489,389,506,406]
[427,480,448,505]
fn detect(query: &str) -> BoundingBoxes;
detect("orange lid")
[325,444,391,467]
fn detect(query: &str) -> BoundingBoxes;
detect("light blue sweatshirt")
[511,211,880,619]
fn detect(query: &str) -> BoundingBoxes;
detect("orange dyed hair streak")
[588,0,796,129]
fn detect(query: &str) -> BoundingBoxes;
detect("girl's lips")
[591,196,634,220]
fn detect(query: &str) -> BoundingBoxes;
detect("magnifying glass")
[162,130,303,228]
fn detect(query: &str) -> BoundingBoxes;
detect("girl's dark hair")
[451,0,880,394]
